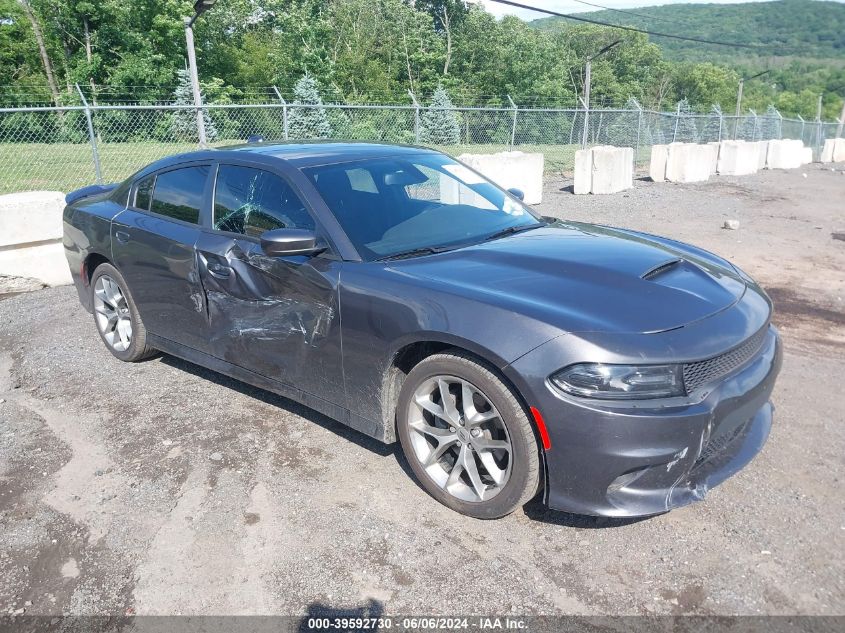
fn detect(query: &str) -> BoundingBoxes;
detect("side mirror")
[507,187,525,201]
[260,228,325,257]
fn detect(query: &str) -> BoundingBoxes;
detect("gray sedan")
[63,142,782,519]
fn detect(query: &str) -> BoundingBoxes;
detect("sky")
[476,0,802,20]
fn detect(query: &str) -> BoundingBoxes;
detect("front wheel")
[90,263,155,362]
[396,351,541,519]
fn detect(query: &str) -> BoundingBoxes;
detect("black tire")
[89,263,156,362]
[396,350,541,519]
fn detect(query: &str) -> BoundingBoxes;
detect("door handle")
[207,262,233,279]
[115,230,130,244]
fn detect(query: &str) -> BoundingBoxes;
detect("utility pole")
[184,1,217,148]
[580,60,591,148]
[734,79,744,118]
[817,93,823,121]
[735,69,770,139]
[580,40,621,149]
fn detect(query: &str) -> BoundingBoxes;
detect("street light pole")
[580,40,621,149]
[183,1,217,148]
[184,17,207,147]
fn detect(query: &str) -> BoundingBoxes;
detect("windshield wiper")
[376,245,455,261]
[482,221,546,243]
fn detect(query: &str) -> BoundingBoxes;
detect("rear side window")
[134,175,154,211]
[149,166,209,224]
[213,165,315,237]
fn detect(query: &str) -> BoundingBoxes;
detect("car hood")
[388,222,748,334]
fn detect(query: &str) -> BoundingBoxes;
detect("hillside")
[532,0,845,66]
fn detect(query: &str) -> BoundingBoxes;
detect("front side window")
[149,166,209,224]
[213,165,315,237]
[305,154,539,260]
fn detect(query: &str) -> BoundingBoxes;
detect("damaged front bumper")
[508,325,782,518]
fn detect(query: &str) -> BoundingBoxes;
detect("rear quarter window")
[134,175,154,211]
[149,166,209,224]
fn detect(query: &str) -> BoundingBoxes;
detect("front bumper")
[507,325,782,517]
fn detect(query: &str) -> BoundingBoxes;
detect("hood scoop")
[642,258,684,280]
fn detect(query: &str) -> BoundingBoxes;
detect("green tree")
[171,67,217,141]
[288,74,332,139]
[420,84,460,145]
[674,98,698,142]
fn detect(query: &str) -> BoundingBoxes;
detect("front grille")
[683,326,768,393]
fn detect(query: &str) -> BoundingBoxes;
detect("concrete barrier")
[708,142,721,174]
[574,148,593,194]
[574,146,633,195]
[820,138,845,163]
[763,139,806,170]
[667,143,713,183]
[0,191,71,287]
[755,141,768,170]
[651,143,716,183]
[457,151,544,204]
[717,140,759,176]
[648,144,668,183]
[800,146,813,165]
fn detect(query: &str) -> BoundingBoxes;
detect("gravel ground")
[1,163,844,619]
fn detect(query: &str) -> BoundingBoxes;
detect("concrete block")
[0,190,70,286]
[821,139,835,162]
[0,191,65,247]
[755,141,768,170]
[621,147,634,190]
[457,151,544,204]
[574,146,633,195]
[0,242,71,286]
[574,149,592,195]
[708,142,721,174]
[819,138,845,163]
[591,146,633,195]
[800,146,813,165]
[649,144,668,182]
[765,139,804,170]
[665,143,711,183]
[835,138,845,162]
[717,141,758,176]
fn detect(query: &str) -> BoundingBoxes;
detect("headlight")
[550,363,685,399]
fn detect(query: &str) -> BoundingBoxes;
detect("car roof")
[147,141,442,173]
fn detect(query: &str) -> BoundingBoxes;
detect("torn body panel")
[195,232,345,410]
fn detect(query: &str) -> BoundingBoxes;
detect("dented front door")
[195,231,344,405]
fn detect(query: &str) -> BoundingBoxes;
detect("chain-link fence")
[1,97,843,194]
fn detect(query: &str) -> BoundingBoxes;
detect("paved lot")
[1,164,844,618]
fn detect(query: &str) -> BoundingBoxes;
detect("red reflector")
[530,406,551,451]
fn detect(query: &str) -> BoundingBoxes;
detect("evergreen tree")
[700,104,723,142]
[420,85,460,145]
[674,98,698,143]
[171,67,217,142]
[761,104,781,140]
[288,75,333,139]
[605,97,641,148]
[738,112,759,140]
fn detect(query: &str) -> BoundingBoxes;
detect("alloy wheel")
[93,275,133,352]
[408,375,513,503]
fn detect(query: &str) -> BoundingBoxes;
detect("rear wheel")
[396,351,540,519]
[90,263,155,362]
